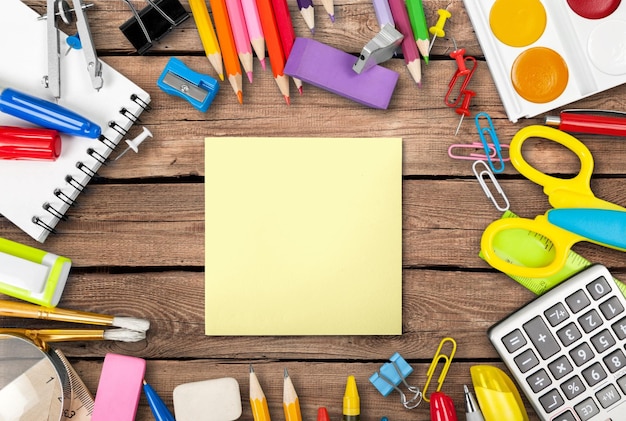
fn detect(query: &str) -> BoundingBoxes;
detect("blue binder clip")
[369,352,422,409]
[157,57,220,112]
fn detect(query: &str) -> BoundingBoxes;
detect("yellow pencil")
[283,368,302,421]
[189,0,225,81]
[250,365,271,421]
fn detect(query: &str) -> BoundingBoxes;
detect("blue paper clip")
[369,352,422,409]
[422,337,457,403]
[475,112,505,174]
[157,57,219,112]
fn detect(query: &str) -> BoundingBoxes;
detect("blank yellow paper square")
[205,137,402,335]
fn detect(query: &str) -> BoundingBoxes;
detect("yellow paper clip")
[472,160,510,212]
[422,337,457,402]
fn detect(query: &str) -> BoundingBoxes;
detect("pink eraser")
[91,353,147,421]
[284,37,399,109]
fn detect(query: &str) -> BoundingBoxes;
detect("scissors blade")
[547,208,626,250]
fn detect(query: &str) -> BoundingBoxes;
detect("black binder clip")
[119,0,190,54]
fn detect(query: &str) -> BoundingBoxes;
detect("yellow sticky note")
[204,137,402,335]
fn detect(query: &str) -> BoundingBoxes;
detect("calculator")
[489,264,626,421]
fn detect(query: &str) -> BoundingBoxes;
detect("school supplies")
[547,208,626,251]
[464,385,485,421]
[225,0,255,83]
[174,378,243,421]
[209,0,244,103]
[370,352,422,409]
[478,210,626,298]
[270,0,303,93]
[119,0,189,55]
[475,112,505,173]
[545,110,626,137]
[463,0,626,122]
[428,9,451,53]
[320,0,335,22]
[44,0,102,100]
[343,375,360,421]
[204,137,402,335]
[157,57,220,112]
[470,365,529,421]
[429,391,458,421]
[0,237,71,306]
[405,0,429,63]
[0,335,94,421]
[488,264,626,421]
[241,0,267,69]
[189,0,225,80]
[283,369,302,421]
[91,353,146,421]
[296,0,315,33]
[481,125,626,279]
[448,142,510,162]
[387,0,422,85]
[0,126,61,161]
[372,0,394,28]
[444,40,478,135]
[353,24,404,74]
[249,365,271,421]
[423,337,457,402]
[317,407,330,421]
[0,0,151,242]
[472,160,509,212]
[144,380,176,421]
[0,86,101,138]
[284,38,399,109]
[115,127,153,161]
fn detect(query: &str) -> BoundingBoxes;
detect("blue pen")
[0,86,101,138]
[143,380,176,421]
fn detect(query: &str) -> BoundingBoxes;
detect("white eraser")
[173,377,242,421]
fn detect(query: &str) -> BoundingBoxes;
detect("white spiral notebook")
[0,0,151,242]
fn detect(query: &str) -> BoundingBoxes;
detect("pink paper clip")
[447,142,510,161]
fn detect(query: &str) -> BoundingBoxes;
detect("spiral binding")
[32,93,151,233]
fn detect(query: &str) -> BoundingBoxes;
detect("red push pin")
[455,90,475,135]
[449,38,470,76]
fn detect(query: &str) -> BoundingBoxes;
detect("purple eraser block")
[284,37,399,109]
[91,353,146,421]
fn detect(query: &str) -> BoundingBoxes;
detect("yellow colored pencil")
[250,365,271,421]
[283,368,302,421]
[189,0,224,81]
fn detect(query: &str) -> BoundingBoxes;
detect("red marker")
[0,126,61,160]
[430,391,458,421]
[545,111,626,137]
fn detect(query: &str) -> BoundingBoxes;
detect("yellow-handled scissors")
[481,125,626,279]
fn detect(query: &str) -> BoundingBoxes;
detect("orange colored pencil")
[209,0,244,103]
[255,0,290,103]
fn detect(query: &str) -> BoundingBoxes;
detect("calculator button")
[570,342,594,367]
[578,309,603,333]
[603,348,626,373]
[611,316,626,340]
[539,388,564,413]
[574,397,600,421]
[557,322,582,347]
[566,290,591,313]
[524,316,561,359]
[545,302,570,327]
[560,375,585,400]
[551,410,576,421]
[582,362,607,387]
[595,384,621,409]
[501,329,527,353]
[617,373,626,394]
[600,296,625,320]
[514,349,539,373]
[591,329,616,353]
[549,355,573,380]
[586,276,612,300]
[527,368,552,393]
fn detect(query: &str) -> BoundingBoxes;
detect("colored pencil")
[372,0,394,28]
[255,0,291,103]
[319,0,335,22]
[225,0,255,82]
[241,0,267,70]
[283,369,302,421]
[270,0,303,94]
[296,0,315,33]
[387,0,422,85]
[209,0,244,103]
[189,0,224,81]
[405,0,430,63]
[249,365,271,421]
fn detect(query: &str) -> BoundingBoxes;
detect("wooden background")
[5,1,626,420]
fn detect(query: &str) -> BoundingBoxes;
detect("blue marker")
[0,86,101,138]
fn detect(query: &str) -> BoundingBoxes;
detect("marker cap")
[0,126,61,160]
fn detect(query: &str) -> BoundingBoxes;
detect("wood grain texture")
[5,1,626,420]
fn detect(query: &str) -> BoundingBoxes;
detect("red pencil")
[255,0,291,103]
[270,0,303,94]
